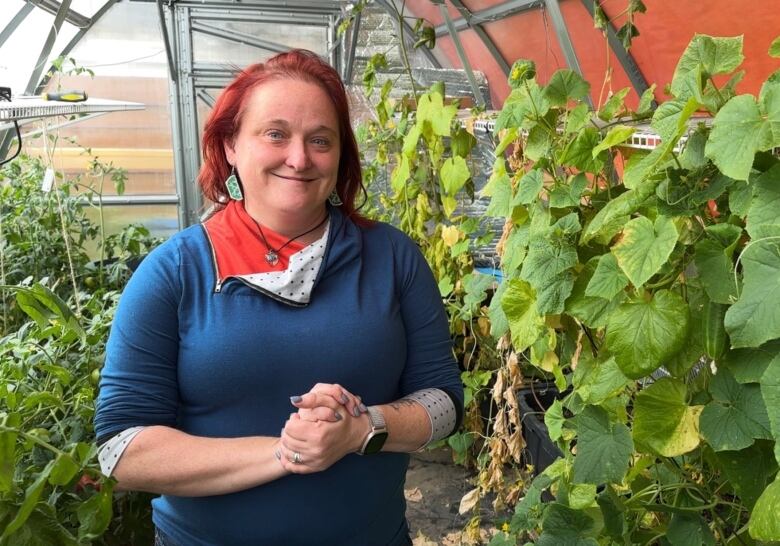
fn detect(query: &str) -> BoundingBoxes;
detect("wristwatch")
[358,406,388,455]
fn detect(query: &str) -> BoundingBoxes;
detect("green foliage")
[475,33,780,544]
[0,153,160,543]
[358,22,780,543]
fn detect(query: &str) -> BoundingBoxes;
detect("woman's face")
[224,77,341,227]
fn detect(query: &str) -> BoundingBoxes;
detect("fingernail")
[340,393,348,404]
[290,395,303,404]
[353,406,360,417]
[359,403,367,412]
[334,412,342,421]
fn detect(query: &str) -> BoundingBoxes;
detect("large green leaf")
[488,280,509,339]
[585,253,629,300]
[0,413,21,492]
[723,340,780,384]
[485,173,513,217]
[525,125,552,161]
[699,369,771,451]
[693,238,739,304]
[544,399,565,442]
[416,91,457,136]
[612,215,678,288]
[624,99,697,190]
[77,481,114,541]
[520,237,578,315]
[651,98,699,143]
[501,278,545,352]
[0,462,53,540]
[513,169,544,205]
[572,356,631,405]
[632,378,703,456]
[705,94,777,181]
[760,358,780,465]
[536,504,599,546]
[671,35,744,98]
[439,156,470,195]
[724,238,780,347]
[591,125,635,158]
[544,69,590,106]
[390,155,410,193]
[549,173,588,208]
[665,514,715,546]
[581,177,660,244]
[573,406,633,485]
[566,259,624,329]
[746,163,780,238]
[749,477,780,542]
[559,127,605,173]
[714,440,778,509]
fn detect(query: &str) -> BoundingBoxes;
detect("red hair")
[198,49,369,225]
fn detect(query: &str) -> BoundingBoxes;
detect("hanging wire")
[0,88,22,167]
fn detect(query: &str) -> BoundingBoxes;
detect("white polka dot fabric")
[97,425,145,476]
[401,388,457,448]
[238,219,330,305]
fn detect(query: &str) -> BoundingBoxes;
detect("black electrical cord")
[0,86,22,168]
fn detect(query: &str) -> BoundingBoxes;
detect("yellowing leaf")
[458,487,481,515]
[441,225,461,247]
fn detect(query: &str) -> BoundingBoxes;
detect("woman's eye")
[312,137,329,146]
[266,130,284,140]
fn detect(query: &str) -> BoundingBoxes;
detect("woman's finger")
[309,383,367,417]
[289,392,342,411]
[297,406,343,423]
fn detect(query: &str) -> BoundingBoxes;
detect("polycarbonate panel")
[0,4,79,95]
[191,21,328,66]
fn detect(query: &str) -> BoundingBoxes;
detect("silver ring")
[292,452,302,464]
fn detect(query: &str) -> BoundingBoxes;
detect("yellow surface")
[26,147,173,171]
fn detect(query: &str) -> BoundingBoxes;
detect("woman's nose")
[285,139,311,171]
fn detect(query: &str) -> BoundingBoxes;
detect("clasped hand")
[276,383,368,474]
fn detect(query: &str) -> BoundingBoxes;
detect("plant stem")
[0,425,66,457]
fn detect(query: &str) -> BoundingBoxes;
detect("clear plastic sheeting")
[0,0,120,95]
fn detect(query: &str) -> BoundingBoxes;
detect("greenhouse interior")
[1,0,780,544]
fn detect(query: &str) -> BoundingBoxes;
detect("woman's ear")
[223,140,236,166]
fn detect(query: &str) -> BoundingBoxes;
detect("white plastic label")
[41,168,54,192]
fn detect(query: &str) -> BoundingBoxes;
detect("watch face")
[363,431,388,455]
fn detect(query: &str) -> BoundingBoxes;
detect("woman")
[94,49,463,546]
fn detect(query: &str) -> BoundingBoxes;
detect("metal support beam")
[196,89,216,108]
[189,9,329,26]
[24,0,90,28]
[373,0,442,69]
[157,0,177,83]
[435,0,543,37]
[580,0,653,101]
[171,0,340,15]
[191,20,290,53]
[0,3,34,49]
[436,2,485,106]
[543,0,593,108]
[343,10,362,84]
[169,5,203,228]
[448,0,510,75]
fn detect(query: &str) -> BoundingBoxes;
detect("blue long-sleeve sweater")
[94,206,463,546]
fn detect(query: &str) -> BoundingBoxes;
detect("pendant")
[265,250,279,266]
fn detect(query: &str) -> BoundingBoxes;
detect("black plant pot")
[517,383,563,477]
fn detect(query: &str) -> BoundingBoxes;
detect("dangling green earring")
[328,190,342,206]
[225,167,243,201]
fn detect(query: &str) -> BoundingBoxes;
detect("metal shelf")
[0,97,144,126]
